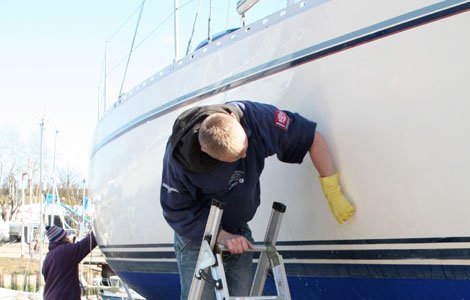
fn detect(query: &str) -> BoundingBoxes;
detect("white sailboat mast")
[50,129,58,227]
[174,0,180,61]
[20,172,26,257]
[38,118,45,288]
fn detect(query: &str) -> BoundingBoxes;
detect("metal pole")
[80,179,86,238]
[29,160,33,206]
[104,41,108,113]
[174,0,180,61]
[50,130,58,226]
[21,172,26,258]
[38,119,45,289]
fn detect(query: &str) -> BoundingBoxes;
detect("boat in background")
[8,203,73,243]
[89,0,470,299]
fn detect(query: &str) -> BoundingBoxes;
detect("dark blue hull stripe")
[103,247,470,260]
[118,271,470,300]
[91,0,470,156]
[98,235,470,249]
[108,260,470,280]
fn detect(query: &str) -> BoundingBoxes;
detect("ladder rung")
[189,201,291,300]
[216,244,270,253]
[229,297,285,300]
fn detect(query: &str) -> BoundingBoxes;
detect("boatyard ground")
[0,241,104,293]
[0,256,39,275]
[0,243,39,274]
[0,241,104,270]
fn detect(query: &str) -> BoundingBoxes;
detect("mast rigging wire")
[186,0,204,56]
[118,0,146,97]
[107,4,143,42]
[225,0,232,30]
[208,0,212,43]
[107,0,195,77]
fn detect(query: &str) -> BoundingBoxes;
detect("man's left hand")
[217,229,254,254]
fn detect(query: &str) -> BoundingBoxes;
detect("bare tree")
[23,132,41,193]
[0,127,46,221]
[0,127,22,221]
[57,167,82,206]
[0,126,86,223]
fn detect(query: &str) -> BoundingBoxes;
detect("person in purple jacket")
[161,100,355,299]
[42,225,97,300]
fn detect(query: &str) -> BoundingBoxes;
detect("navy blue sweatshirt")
[42,232,97,300]
[160,101,316,241]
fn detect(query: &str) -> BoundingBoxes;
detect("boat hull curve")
[89,1,470,299]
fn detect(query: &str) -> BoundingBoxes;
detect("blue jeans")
[174,224,254,300]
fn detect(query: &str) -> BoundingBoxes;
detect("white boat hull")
[89,0,470,299]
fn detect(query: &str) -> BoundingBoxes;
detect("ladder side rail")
[188,199,225,300]
[211,247,288,300]
[269,251,291,300]
[250,202,286,296]
[212,252,231,300]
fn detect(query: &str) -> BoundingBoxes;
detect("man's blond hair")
[198,113,246,160]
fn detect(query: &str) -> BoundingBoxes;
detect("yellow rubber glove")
[319,173,355,224]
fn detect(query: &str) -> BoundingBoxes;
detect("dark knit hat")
[45,225,67,242]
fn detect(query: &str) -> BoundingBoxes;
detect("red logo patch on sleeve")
[274,110,290,131]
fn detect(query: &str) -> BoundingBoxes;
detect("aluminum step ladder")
[188,199,291,300]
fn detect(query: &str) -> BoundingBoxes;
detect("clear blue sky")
[0,0,285,180]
